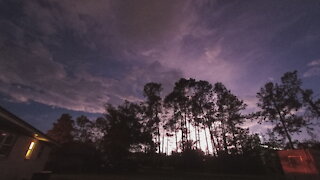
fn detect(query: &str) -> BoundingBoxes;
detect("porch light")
[25,141,36,159]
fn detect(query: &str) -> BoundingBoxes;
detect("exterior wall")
[0,135,51,180]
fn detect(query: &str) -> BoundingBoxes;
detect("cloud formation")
[1,0,320,122]
[304,59,320,77]
[308,59,320,67]
[0,0,184,113]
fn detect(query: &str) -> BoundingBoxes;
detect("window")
[0,131,16,157]
[25,141,36,159]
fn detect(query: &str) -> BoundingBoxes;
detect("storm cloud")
[1,0,320,132]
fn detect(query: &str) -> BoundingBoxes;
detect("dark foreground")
[50,172,286,180]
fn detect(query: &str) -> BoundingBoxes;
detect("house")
[0,106,58,180]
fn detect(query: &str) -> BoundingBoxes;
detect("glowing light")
[278,149,319,174]
[25,141,36,159]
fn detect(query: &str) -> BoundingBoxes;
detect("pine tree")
[47,114,75,144]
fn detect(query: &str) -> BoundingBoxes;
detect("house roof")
[0,105,59,146]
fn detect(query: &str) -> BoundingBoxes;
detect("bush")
[46,142,101,173]
[204,154,266,174]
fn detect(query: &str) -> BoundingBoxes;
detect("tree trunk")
[181,118,185,151]
[162,132,165,153]
[222,133,228,153]
[197,125,201,149]
[273,101,294,149]
[221,122,228,154]
[208,125,217,156]
[184,110,188,143]
[194,124,198,149]
[214,125,221,153]
[175,130,178,151]
[158,127,161,153]
[230,125,238,153]
[188,116,191,143]
[279,116,294,149]
[204,127,209,155]
[166,136,169,155]
[232,131,238,154]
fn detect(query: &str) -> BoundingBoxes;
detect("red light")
[278,149,319,175]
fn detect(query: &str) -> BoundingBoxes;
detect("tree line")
[46,71,320,172]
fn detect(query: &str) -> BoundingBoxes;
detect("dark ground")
[49,171,286,180]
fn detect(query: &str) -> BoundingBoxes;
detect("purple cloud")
[0,0,320,135]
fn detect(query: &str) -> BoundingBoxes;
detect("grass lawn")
[50,172,286,180]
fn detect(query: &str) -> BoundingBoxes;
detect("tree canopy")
[47,70,320,172]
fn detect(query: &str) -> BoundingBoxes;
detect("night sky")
[1,0,320,134]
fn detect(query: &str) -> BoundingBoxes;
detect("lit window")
[25,141,36,159]
[0,131,16,157]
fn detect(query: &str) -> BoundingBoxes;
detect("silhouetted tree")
[46,72,320,173]
[143,82,163,153]
[191,80,214,153]
[92,117,108,150]
[213,82,247,154]
[101,102,153,168]
[262,129,285,150]
[74,115,93,143]
[47,114,75,144]
[163,103,181,152]
[256,71,308,149]
[164,78,196,151]
[238,129,261,155]
[302,89,320,119]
